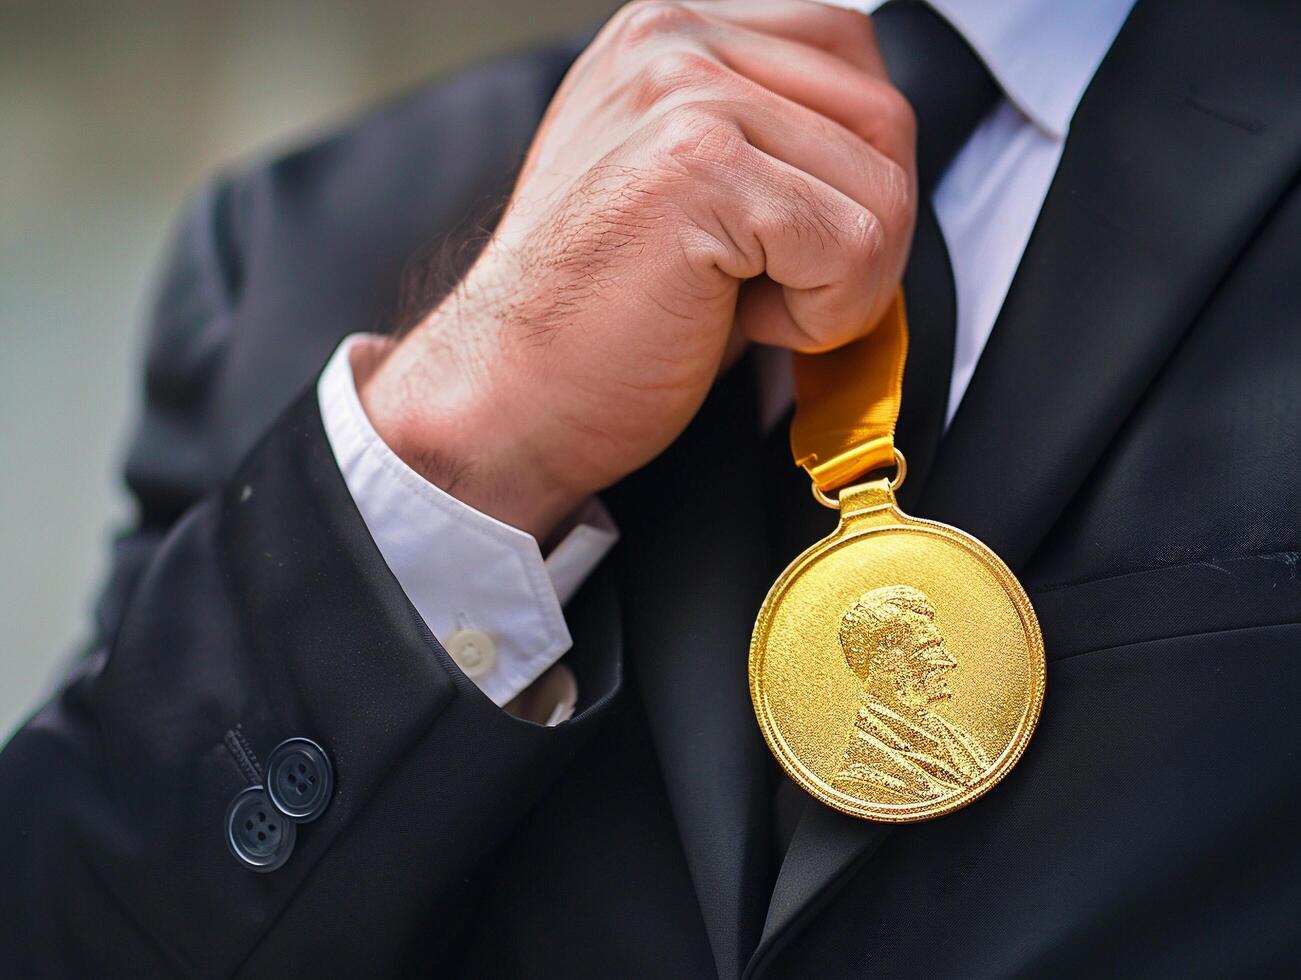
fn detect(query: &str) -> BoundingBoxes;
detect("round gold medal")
[750,478,1045,822]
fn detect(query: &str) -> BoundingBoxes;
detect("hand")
[359,0,916,540]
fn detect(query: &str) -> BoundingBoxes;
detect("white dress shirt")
[319,337,618,711]
[317,0,1137,719]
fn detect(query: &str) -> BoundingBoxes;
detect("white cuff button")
[447,629,497,678]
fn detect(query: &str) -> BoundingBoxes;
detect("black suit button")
[226,786,296,872]
[265,737,333,822]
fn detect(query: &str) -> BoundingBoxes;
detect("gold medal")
[750,295,1045,822]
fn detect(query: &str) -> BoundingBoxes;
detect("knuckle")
[879,86,917,142]
[632,50,726,107]
[661,104,743,167]
[669,50,727,85]
[843,207,886,268]
[617,1,699,44]
[877,157,914,234]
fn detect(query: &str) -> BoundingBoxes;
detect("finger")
[670,119,898,351]
[607,4,913,168]
[699,23,915,168]
[685,0,888,77]
[696,86,914,262]
[622,51,912,247]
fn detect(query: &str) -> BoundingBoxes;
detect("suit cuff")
[317,334,618,709]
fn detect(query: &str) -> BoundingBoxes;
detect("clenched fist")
[360,0,916,539]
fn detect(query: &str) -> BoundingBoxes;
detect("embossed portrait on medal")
[832,585,989,803]
[751,491,1045,822]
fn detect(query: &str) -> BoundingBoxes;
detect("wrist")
[354,329,583,543]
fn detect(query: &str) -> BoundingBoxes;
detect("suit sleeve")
[0,49,621,980]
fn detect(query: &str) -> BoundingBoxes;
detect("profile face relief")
[839,585,958,708]
[823,583,990,803]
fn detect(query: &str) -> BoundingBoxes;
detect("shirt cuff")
[317,334,619,709]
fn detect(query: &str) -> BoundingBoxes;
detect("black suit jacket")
[3,2,1300,977]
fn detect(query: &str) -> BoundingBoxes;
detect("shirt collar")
[844,0,1137,139]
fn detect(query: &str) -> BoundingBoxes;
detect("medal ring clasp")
[810,448,908,509]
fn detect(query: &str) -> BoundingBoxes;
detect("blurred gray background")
[0,0,616,738]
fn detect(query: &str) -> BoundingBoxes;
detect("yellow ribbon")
[790,291,908,494]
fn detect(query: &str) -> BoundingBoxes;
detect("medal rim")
[750,503,1046,823]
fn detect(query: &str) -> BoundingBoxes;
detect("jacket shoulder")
[200,31,590,323]
[131,33,590,511]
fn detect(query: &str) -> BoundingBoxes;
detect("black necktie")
[767,0,1000,863]
[877,0,1000,499]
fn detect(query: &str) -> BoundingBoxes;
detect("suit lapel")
[608,358,774,980]
[920,0,1301,568]
[746,806,892,978]
[745,1,1301,973]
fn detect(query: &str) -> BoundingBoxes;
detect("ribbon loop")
[790,292,908,493]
